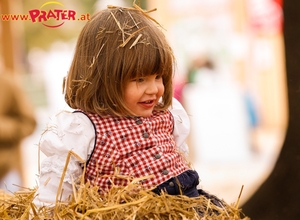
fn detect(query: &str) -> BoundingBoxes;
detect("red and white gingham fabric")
[81,110,190,192]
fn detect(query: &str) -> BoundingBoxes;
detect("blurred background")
[0,0,287,209]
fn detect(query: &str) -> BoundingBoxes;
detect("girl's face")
[123,74,165,117]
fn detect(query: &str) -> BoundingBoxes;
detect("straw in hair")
[64,4,174,117]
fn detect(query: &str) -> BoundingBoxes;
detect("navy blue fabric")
[153,170,199,198]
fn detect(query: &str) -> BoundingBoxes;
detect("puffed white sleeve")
[169,98,190,157]
[33,111,95,207]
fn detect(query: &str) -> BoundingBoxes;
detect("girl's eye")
[131,78,144,82]
[155,75,162,80]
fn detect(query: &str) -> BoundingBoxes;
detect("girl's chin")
[136,112,152,117]
[133,109,154,117]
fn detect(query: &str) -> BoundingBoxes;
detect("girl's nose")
[145,80,159,94]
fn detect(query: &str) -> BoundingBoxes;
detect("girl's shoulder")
[53,110,93,126]
[43,110,96,140]
[40,110,95,158]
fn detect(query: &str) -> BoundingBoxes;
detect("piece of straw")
[129,34,143,49]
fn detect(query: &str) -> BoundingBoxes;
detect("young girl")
[34,5,204,206]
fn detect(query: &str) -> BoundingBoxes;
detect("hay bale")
[0,152,250,219]
[0,181,250,220]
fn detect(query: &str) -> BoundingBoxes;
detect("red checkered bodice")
[81,110,189,192]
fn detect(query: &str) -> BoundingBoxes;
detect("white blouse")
[34,98,190,206]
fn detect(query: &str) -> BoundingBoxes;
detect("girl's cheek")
[160,87,165,96]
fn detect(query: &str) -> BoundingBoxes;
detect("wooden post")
[0,0,27,189]
[0,0,15,72]
[242,1,300,218]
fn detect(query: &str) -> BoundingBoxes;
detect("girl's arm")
[169,98,191,157]
[33,111,95,207]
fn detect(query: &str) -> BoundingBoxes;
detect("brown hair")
[64,6,175,116]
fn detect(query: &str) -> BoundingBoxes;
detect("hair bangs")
[121,37,174,82]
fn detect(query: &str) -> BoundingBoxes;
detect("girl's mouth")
[144,100,153,104]
[139,100,155,108]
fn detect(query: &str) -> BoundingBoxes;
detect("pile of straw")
[1,152,250,219]
[0,182,249,220]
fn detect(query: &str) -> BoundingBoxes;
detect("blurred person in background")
[0,71,37,192]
